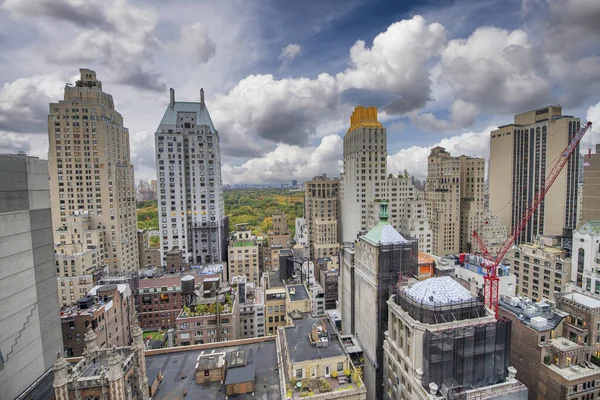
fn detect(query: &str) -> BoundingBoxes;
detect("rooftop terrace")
[287,284,310,302]
[283,313,346,363]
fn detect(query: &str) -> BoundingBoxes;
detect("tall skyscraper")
[425,146,485,255]
[0,154,63,400]
[489,106,581,244]
[154,88,228,265]
[305,174,340,262]
[48,68,139,273]
[340,106,387,243]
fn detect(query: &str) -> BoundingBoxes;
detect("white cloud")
[337,16,446,114]
[583,101,600,152]
[387,126,494,180]
[410,99,477,131]
[0,74,66,132]
[279,44,302,60]
[439,26,552,114]
[178,23,217,63]
[222,134,342,184]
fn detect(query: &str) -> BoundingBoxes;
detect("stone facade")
[53,323,149,400]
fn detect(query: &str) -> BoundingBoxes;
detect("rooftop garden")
[286,367,364,399]
[179,293,234,318]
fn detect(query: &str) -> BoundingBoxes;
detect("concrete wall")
[0,155,63,400]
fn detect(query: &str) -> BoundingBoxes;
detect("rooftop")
[562,292,600,309]
[499,296,567,331]
[159,101,216,132]
[363,223,408,246]
[283,313,346,363]
[404,276,472,306]
[577,221,600,235]
[232,240,257,247]
[287,284,310,302]
[147,340,280,400]
[268,271,285,288]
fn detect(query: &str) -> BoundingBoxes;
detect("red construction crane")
[473,121,592,318]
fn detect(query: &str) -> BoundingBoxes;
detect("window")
[337,362,344,372]
[296,369,303,379]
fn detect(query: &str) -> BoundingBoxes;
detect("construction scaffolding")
[395,292,487,325]
[422,318,512,395]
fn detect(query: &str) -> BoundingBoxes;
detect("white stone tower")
[154,88,228,265]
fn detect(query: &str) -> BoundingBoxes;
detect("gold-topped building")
[340,106,387,242]
[347,106,383,132]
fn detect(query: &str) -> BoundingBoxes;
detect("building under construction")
[383,276,528,400]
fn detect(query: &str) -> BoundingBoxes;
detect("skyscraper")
[340,106,387,243]
[0,154,63,400]
[154,88,228,265]
[489,105,581,244]
[305,174,340,263]
[48,68,139,273]
[425,146,485,255]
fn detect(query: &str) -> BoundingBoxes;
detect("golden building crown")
[347,106,383,132]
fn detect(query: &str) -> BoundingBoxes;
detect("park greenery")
[136,188,304,237]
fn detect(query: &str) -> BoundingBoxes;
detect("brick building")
[60,284,134,357]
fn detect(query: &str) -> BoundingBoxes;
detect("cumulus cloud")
[179,22,217,63]
[222,134,343,184]
[387,126,494,180]
[4,0,166,92]
[337,16,446,114]
[0,74,65,133]
[410,99,477,131]
[279,44,302,68]
[0,132,32,154]
[439,26,552,115]
[211,73,340,156]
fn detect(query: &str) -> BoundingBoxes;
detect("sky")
[1,0,600,185]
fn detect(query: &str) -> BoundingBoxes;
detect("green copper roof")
[362,201,407,246]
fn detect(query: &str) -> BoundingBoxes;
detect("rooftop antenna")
[200,88,205,109]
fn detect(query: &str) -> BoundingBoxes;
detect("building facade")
[0,154,63,400]
[305,174,340,262]
[425,146,485,256]
[48,68,139,273]
[61,284,134,357]
[340,106,387,243]
[138,230,161,268]
[512,235,571,301]
[384,277,527,400]
[233,276,266,339]
[398,192,432,254]
[499,291,600,400]
[53,322,149,400]
[228,224,261,284]
[479,213,508,256]
[571,221,600,294]
[154,88,228,265]
[340,202,418,400]
[490,106,581,244]
[582,145,600,224]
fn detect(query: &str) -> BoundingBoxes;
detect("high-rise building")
[571,221,600,293]
[340,202,418,400]
[425,146,485,255]
[305,174,340,262]
[0,154,63,400]
[48,68,139,273]
[272,210,288,235]
[398,192,432,254]
[489,106,581,244]
[340,106,387,243]
[154,88,228,265]
[582,144,600,223]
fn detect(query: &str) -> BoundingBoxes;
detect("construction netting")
[422,318,512,395]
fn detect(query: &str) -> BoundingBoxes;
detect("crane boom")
[478,121,592,318]
[472,230,490,258]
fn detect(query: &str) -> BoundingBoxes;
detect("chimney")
[169,88,175,109]
[200,88,205,109]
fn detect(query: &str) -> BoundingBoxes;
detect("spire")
[379,200,389,223]
[200,88,205,109]
[52,351,70,388]
[83,325,98,356]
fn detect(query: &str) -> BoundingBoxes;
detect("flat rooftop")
[284,313,346,363]
[268,271,285,288]
[562,292,600,309]
[288,284,309,301]
[147,340,280,400]
[499,299,567,331]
